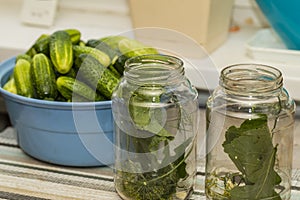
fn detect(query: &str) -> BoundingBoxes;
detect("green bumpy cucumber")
[32,34,50,56]
[3,76,17,94]
[99,35,128,50]
[13,59,35,98]
[24,34,49,57]
[86,39,123,76]
[49,30,74,74]
[115,37,159,75]
[86,39,119,62]
[26,29,81,57]
[73,45,120,78]
[118,38,158,58]
[76,54,120,99]
[64,29,81,45]
[56,76,105,102]
[32,53,58,100]
[73,45,111,67]
[16,54,32,64]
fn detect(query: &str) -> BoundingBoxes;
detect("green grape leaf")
[222,115,282,199]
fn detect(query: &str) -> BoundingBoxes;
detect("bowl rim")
[0,57,112,110]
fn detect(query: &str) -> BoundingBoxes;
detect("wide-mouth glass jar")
[205,64,295,200]
[112,54,199,200]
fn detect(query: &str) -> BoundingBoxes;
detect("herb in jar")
[222,115,282,200]
[114,86,195,200]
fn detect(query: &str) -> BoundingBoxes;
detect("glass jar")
[112,54,199,200]
[205,64,296,200]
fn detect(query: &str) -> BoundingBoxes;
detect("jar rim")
[125,54,184,69]
[124,54,185,85]
[220,64,283,94]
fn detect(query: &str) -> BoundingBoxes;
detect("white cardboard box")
[128,0,234,56]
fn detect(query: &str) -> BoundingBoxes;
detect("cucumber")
[25,46,37,57]
[33,34,50,56]
[3,77,17,94]
[26,29,81,58]
[55,93,69,102]
[76,54,120,99]
[98,35,129,74]
[86,39,123,75]
[86,39,119,61]
[64,68,77,79]
[116,37,159,75]
[32,53,58,100]
[56,76,105,102]
[73,45,120,78]
[25,34,48,57]
[16,54,32,64]
[50,30,73,74]
[118,38,158,58]
[73,45,111,67]
[79,40,86,47]
[13,59,35,98]
[99,35,128,50]
[113,54,128,75]
[107,65,121,78]
[54,66,77,79]
[64,29,81,45]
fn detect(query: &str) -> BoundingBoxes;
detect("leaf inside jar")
[222,115,282,200]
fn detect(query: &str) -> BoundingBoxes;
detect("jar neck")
[124,54,185,86]
[220,64,283,96]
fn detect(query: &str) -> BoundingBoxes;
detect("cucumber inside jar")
[114,84,197,200]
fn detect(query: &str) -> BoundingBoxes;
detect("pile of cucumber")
[3,29,158,102]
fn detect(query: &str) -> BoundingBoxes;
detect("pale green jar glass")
[205,64,296,200]
[112,54,199,200]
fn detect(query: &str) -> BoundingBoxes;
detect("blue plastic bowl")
[0,57,114,167]
[256,0,300,50]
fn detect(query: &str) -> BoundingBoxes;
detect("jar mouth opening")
[124,54,184,85]
[220,64,283,94]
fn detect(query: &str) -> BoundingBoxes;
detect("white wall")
[0,0,131,50]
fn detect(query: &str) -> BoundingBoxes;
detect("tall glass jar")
[112,54,199,200]
[205,64,296,200]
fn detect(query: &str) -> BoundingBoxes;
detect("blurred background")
[0,0,268,55]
